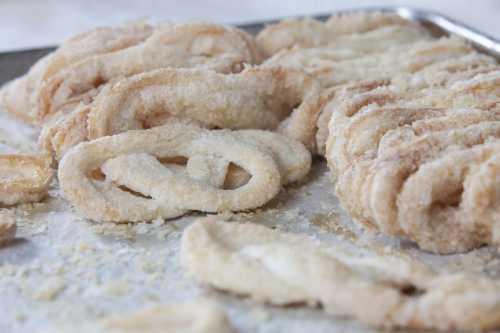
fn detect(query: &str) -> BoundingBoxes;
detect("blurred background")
[1,0,499,52]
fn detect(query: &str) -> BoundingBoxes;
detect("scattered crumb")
[101,280,130,297]
[15,312,26,322]
[34,277,66,301]
[310,212,357,241]
[249,307,271,322]
[92,223,135,239]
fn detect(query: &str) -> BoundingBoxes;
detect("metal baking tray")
[1,7,500,86]
[1,7,500,333]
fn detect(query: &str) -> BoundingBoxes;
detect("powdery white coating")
[181,218,500,331]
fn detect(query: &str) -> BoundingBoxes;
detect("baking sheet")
[1,7,500,333]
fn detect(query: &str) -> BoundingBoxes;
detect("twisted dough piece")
[256,11,421,57]
[36,22,261,122]
[40,66,322,160]
[0,21,153,124]
[181,218,500,331]
[59,121,310,222]
[263,37,473,89]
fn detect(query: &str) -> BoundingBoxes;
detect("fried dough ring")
[37,23,261,121]
[229,130,311,184]
[322,67,500,159]
[87,67,321,149]
[103,128,311,193]
[398,142,500,253]
[372,122,500,228]
[263,37,471,88]
[316,80,391,155]
[182,218,500,331]
[38,104,92,161]
[330,107,500,174]
[442,70,500,110]
[256,12,419,57]
[0,21,153,124]
[318,55,497,155]
[338,122,500,249]
[40,66,321,161]
[59,121,313,222]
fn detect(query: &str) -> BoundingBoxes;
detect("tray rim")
[0,6,500,56]
[1,6,499,87]
[1,6,499,56]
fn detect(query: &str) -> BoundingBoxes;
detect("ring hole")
[400,284,425,297]
[223,163,251,189]
[89,168,106,181]
[431,185,463,212]
[92,75,105,88]
[158,156,188,166]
